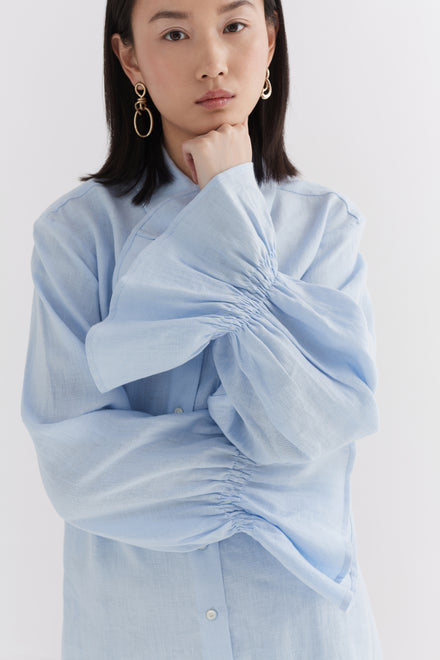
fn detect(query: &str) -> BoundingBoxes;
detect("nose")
[195,35,229,80]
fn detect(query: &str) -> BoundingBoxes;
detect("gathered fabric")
[21,146,381,659]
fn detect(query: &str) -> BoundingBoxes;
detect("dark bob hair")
[82,0,300,205]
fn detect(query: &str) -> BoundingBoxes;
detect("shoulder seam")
[42,180,103,218]
[276,185,363,225]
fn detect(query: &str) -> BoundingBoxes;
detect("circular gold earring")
[134,82,153,138]
[261,68,272,100]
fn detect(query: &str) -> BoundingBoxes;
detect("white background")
[1,1,439,658]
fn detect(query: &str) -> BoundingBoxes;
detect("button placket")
[189,543,234,658]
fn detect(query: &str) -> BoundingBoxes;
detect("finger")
[183,150,198,185]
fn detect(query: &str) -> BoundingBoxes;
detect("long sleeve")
[22,174,378,612]
[21,212,257,552]
[85,163,378,464]
[208,202,378,463]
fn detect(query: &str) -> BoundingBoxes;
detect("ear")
[266,12,279,67]
[111,33,143,87]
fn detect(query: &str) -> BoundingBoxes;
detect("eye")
[224,21,246,33]
[163,30,187,41]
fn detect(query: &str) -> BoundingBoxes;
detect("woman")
[22,0,383,658]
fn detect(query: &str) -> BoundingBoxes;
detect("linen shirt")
[22,146,383,659]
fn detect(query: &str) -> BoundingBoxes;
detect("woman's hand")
[182,118,252,189]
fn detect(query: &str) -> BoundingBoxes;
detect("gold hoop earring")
[260,68,272,100]
[134,82,153,138]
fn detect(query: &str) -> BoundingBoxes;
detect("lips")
[196,89,234,103]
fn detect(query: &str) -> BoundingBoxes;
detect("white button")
[199,545,207,550]
[206,609,218,621]
[174,407,184,414]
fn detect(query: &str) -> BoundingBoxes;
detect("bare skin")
[181,118,252,188]
[111,0,278,189]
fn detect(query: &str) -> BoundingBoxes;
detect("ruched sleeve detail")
[22,169,379,614]
[21,213,257,552]
[85,163,378,461]
[85,163,278,389]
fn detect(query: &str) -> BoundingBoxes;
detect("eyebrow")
[148,1,256,23]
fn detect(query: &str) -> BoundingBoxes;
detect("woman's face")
[113,0,277,156]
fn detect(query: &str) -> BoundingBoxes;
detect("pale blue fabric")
[22,146,382,659]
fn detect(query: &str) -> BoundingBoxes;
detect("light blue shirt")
[22,146,382,659]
